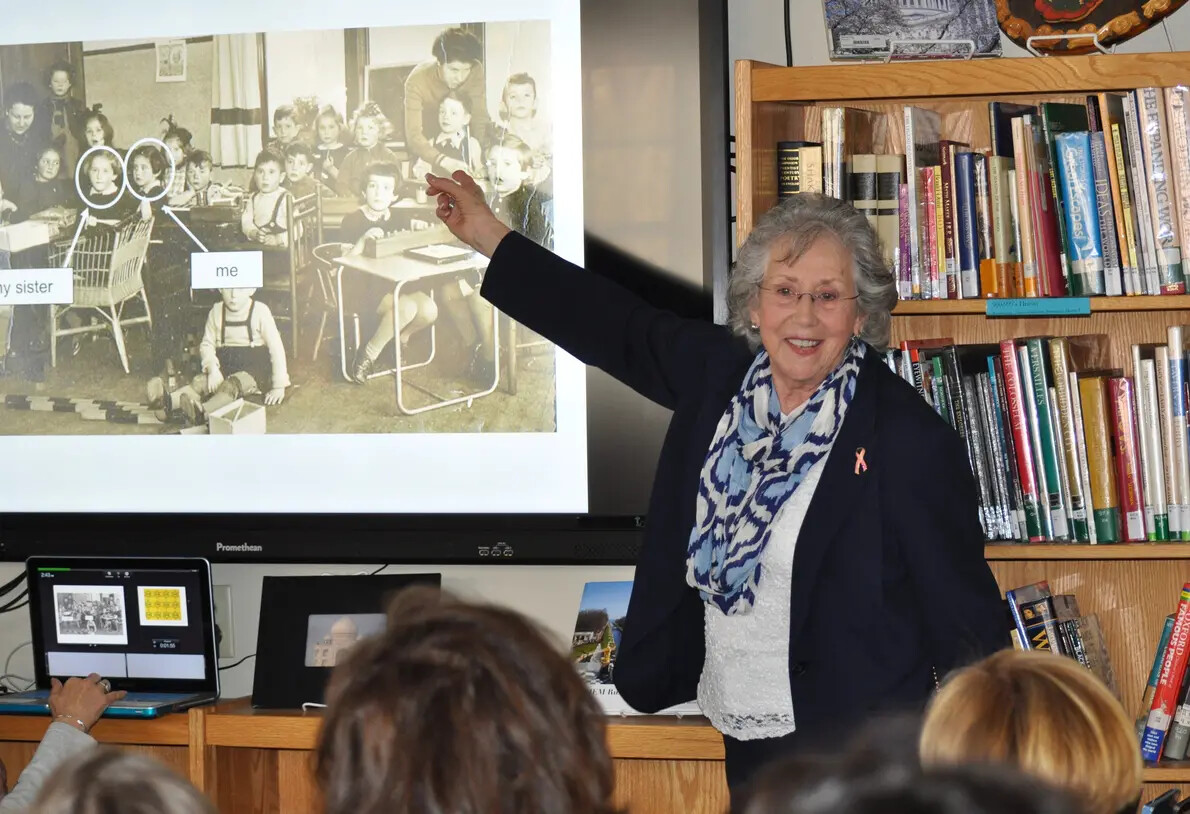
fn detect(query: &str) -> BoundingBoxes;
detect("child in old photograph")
[162,126,192,197]
[242,149,289,247]
[312,106,350,187]
[341,161,437,384]
[14,146,74,218]
[153,287,289,424]
[416,93,484,179]
[267,104,310,154]
[497,73,551,187]
[487,136,553,249]
[40,61,86,178]
[167,149,232,207]
[282,141,318,199]
[334,102,400,200]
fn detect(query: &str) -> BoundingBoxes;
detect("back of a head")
[315,586,619,814]
[919,649,1142,814]
[31,749,215,814]
[743,758,1083,814]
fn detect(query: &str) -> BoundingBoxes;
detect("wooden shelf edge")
[1144,763,1190,782]
[746,52,1190,102]
[893,295,1190,316]
[985,543,1190,560]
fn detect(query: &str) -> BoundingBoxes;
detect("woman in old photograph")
[425,170,1008,796]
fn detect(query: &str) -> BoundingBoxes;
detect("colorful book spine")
[1124,92,1159,294]
[1089,132,1124,297]
[1054,132,1105,297]
[1110,120,1142,295]
[1000,341,1044,541]
[1026,338,1067,540]
[974,153,998,297]
[1068,370,1098,543]
[1157,345,1182,538]
[989,155,1017,297]
[1079,374,1122,542]
[1109,376,1146,541]
[1166,87,1190,290]
[955,152,980,298]
[1050,339,1088,541]
[1141,583,1190,762]
[1139,615,1177,739]
[934,167,948,298]
[1137,357,1170,540]
[922,166,939,299]
[898,182,911,294]
[1162,660,1190,760]
[1139,87,1185,294]
[1170,326,1190,540]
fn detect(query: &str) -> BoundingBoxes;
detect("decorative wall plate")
[996,0,1188,54]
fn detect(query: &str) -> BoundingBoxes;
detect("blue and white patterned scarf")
[686,338,866,615]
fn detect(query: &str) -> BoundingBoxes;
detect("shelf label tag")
[985,297,1091,317]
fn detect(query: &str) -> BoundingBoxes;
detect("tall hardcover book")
[1108,376,1146,541]
[1170,326,1190,540]
[1079,373,1122,542]
[1039,102,1090,285]
[1089,132,1125,296]
[1124,92,1160,295]
[1098,93,1142,294]
[989,102,1035,297]
[1001,341,1045,541]
[1054,132,1106,297]
[1166,87,1190,286]
[1138,87,1185,294]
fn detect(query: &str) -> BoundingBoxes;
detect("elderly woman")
[424,171,1008,792]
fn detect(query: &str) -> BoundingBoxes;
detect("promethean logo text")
[215,542,263,553]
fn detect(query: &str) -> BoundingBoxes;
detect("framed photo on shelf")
[251,572,441,709]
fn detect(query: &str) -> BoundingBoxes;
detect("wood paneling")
[613,759,728,814]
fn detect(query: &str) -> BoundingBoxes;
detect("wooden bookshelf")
[736,51,1190,803]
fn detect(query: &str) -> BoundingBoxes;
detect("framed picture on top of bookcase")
[737,51,1190,799]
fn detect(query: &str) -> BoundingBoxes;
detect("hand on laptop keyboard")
[50,674,127,734]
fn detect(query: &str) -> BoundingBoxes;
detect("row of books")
[1140,583,1190,763]
[889,331,1190,543]
[777,87,1190,300]
[1005,580,1116,697]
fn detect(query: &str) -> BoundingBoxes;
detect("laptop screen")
[27,558,216,693]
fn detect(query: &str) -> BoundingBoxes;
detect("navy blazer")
[482,232,1009,749]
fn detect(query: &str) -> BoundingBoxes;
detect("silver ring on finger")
[97,679,111,693]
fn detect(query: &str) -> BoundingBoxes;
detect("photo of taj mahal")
[303,613,385,667]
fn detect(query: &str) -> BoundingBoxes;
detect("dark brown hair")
[315,586,620,814]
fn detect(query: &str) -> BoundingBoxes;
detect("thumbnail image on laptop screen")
[31,564,211,686]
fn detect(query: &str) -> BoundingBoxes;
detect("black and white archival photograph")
[0,19,557,437]
[303,613,385,667]
[824,0,1002,60]
[52,584,129,646]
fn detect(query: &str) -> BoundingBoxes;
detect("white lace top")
[697,454,828,740]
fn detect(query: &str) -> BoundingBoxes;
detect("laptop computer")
[0,556,220,719]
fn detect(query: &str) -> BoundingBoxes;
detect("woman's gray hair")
[728,193,898,351]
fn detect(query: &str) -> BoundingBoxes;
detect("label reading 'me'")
[191,251,264,289]
[0,268,73,304]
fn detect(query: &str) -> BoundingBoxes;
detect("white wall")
[264,29,348,130]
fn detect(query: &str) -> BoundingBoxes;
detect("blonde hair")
[919,650,1142,814]
[31,748,215,814]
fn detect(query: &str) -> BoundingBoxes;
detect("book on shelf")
[1140,583,1190,762]
[883,330,1190,544]
[772,85,1188,300]
[1004,581,1117,697]
[569,580,700,717]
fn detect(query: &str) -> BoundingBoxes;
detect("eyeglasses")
[757,285,859,312]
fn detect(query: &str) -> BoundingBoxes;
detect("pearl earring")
[750,323,758,330]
